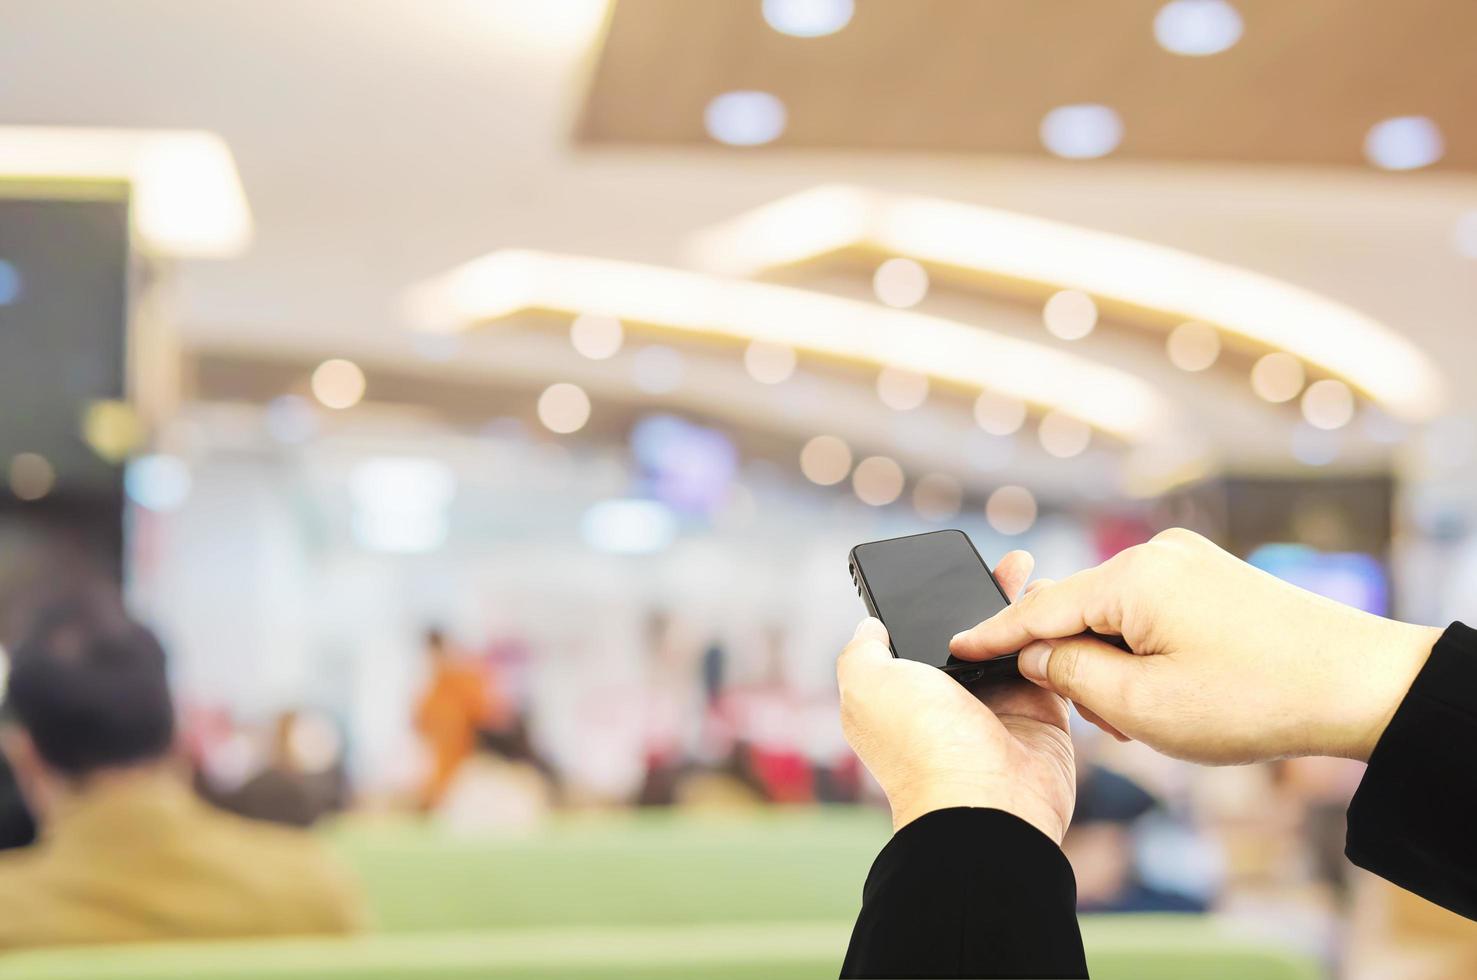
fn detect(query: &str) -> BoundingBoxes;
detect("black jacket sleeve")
[841,807,1087,979]
[1346,621,1477,919]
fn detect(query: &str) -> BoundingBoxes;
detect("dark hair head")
[3,597,174,776]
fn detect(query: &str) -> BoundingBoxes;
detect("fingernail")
[1019,640,1052,681]
[949,630,969,647]
[854,618,887,643]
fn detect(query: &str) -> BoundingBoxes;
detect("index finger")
[949,563,1123,659]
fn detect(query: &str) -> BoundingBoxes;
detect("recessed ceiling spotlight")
[872,257,929,308]
[973,391,1027,436]
[1166,321,1221,371]
[705,91,787,147]
[986,485,1037,535]
[852,455,904,506]
[537,382,591,434]
[1153,0,1243,57]
[310,358,366,410]
[1364,116,1444,171]
[1250,352,1305,403]
[762,0,853,38]
[1301,378,1356,431]
[1040,104,1123,160]
[876,366,929,411]
[570,314,624,360]
[799,434,852,486]
[1037,411,1093,458]
[1042,289,1098,340]
[744,339,798,384]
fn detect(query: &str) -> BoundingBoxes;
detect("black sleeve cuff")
[1347,622,1477,919]
[841,807,1087,979]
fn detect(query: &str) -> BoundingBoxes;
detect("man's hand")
[949,528,1443,764]
[837,552,1075,843]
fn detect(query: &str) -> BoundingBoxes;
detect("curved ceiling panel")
[687,184,1445,422]
[403,249,1185,449]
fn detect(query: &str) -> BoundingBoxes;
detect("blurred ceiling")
[0,0,1475,495]
[582,0,1477,169]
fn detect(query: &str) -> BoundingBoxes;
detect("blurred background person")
[414,628,495,812]
[0,596,363,949]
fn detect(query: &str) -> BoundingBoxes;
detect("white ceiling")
[4,0,1476,497]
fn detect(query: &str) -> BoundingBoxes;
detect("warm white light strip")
[404,249,1177,443]
[688,185,1444,421]
[0,127,252,257]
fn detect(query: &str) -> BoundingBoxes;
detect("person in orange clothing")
[413,628,492,811]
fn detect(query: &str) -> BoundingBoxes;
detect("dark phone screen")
[852,530,1009,668]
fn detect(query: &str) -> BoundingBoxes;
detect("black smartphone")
[848,529,1020,685]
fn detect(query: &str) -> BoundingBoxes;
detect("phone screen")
[851,529,1010,669]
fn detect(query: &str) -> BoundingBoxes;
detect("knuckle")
[1050,642,1083,695]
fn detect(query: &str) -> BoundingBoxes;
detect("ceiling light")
[876,366,929,411]
[872,257,930,308]
[0,260,19,305]
[0,127,251,257]
[1166,321,1220,371]
[744,339,797,384]
[537,382,591,433]
[705,91,787,147]
[913,473,963,521]
[570,314,624,360]
[1250,352,1304,403]
[310,358,366,410]
[1040,104,1123,160]
[1364,116,1444,171]
[1301,378,1355,430]
[124,454,192,512]
[686,185,1445,422]
[1042,289,1098,340]
[581,498,678,555]
[973,391,1027,436]
[986,485,1037,535]
[8,453,55,502]
[632,345,685,394]
[762,0,853,37]
[404,250,1176,443]
[1037,411,1093,458]
[852,455,904,506]
[1453,210,1477,260]
[799,434,853,486]
[1153,0,1243,56]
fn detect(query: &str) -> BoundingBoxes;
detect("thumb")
[1018,635,1136,708]
[837,618,892,692]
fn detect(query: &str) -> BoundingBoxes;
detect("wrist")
[1332,621,1442,762]
[889,778,1066,844]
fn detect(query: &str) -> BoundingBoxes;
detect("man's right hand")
[949,528,1442,765]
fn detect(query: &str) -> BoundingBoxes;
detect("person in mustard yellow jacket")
[0,597,363,950]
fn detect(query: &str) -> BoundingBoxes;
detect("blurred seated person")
[210,710,350,829]
[414,628,494,811]
[0,597,363,949]
[1065,764,1209,913]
